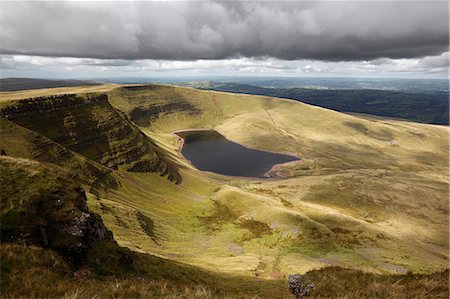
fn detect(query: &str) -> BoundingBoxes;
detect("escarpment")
[0,93,181,182]
[0,93,106,119]
[0,117,117,189]
[129,102,200,126]
[109,85,201,127]
[121,85,160,91]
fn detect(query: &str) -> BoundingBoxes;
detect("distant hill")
[189,82,449,125]
[0,77,101,91]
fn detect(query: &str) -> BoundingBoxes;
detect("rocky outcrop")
[38,188,115,264]
[0,93,181,182]
[121,85,160,91]
[0,156,118,266]
[0,94,107,120]
[127,157,181,183]
[129,102,200,126]
[114,85,201,127]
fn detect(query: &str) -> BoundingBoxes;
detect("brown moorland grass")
[1,244,448,298]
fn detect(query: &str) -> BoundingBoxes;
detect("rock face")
[129,102,200,126]
[288,274,315,298]
[0,93,181,182]
[0,156,115,265]
[110,85,201,128]
[38,187,114,264]
[0,94,105,120]
[121,85,160,91]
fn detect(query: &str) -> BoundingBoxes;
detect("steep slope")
[0,93,180,182]
[0,117,117,189]
[0,156,120,265]
[0,155,291,298]
[108,85,202,127]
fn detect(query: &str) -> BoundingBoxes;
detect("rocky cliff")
[108,85,201,127]
[0,93,181,182]
[0,117,117,189]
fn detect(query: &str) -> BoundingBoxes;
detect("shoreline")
[170,128,302,181]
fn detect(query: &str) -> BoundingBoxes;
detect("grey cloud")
[0,1,448,61]
[1,52,448,78]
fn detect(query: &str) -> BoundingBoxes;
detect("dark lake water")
[177,130,299,177]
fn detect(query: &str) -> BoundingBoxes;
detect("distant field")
[0,77,101,91]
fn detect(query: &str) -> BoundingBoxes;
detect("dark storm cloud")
[0,1,448,61]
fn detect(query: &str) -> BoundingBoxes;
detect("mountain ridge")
[0,77,101,91]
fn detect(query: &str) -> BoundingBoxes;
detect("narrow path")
[264,109,277,128]
[263,109,299,141]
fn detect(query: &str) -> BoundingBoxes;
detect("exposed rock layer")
[0,93,181,182]
[0,117,117,189]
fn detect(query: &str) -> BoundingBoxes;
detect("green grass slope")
[2,242,447,298]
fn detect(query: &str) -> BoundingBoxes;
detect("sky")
[0,0,449,79]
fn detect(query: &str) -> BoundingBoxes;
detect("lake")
[177,130,299,177]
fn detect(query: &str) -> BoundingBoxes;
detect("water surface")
[177,130,299,177]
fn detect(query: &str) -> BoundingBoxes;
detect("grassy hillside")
[2,242,447,298]
[107,85,448,275]
[0,84,448,297]
[0,156,289,298]
[189,82,449,125]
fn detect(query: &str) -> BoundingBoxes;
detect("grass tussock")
[2,243,448,299]
[0,243,289,298]
[305,266,449,298]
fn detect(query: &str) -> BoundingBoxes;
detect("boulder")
[288,274,315,298]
